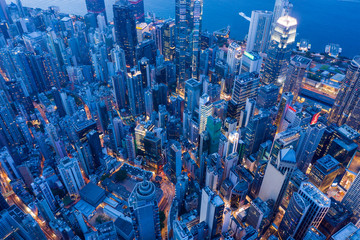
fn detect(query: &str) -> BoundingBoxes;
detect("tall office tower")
[206,116,222,154]
[246,10,273,53]
[0,190,9,211]
[185,78,202,114]
[270,127,301,164]
[125,134,136,161]
[274,92,293,132]
[111,45,127,72]
[259,147,297,212]
[86,130,103,168]
[156,19,176,61]
[129,0,145,22]
[243,111,272,156]
[199,94,213,134]
[263,16,297,86]
[36,195,55,223]
[342,171,360,223]
[0,0,9,22]
[240,98,256,128]
[296,122,326,173]
[112,71,127,110]
[128,180,161,240]
[127,69,145,116]
[240,51,263,74]
[31,176,57,211]
[85,0,106,18]
[272,0,292,26]
[329,56,360,129]
[0,106,24,147]
[58,157,86,196]
[308,155,340,192]
[144,89,153,118]
[256,84,279,109]
[293,182,330,239]
[200,187,225,238]
[283,55,312,102]
[227,72,260,122]
[226,42,241,74]
[246,198,271,232]
[113,0,138,67]
[168,140,182,180]
[278,192,309,240]
[112,117,124,149]
[175,0,203,88]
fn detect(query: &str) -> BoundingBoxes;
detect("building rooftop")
[316,155,340,172]
[300,182,331,207]
[331,223,358,240]
[79,182,106,207]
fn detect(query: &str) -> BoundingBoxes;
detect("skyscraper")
[175,0,203,89]
[263,16,297,86]
[296,123,327,173]
[272,0,292,26]
[342,171,360,223]
[293,182,331,239]
[283,55,312,102]
[127,69,145,116]
[228,72,260,122]
[227,42,241,74]
[199,94,213,134]
[329,56,360,129]
[58,157,86,196]
[85,0,106,17]
[246,10,273,53]
[129,0,145,22]
[128,180,161,240]
[185,78,202,114]
[278,192,309,240]
[113,0,138,66]
[31,176,57,211]
[308,155,340,192]
[199,187,225,238]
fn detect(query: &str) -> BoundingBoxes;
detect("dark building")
[113,0,138,67]
[129,0,145,22]
[308,155,340,192]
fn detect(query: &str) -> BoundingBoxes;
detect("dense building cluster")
[0,0,359,239]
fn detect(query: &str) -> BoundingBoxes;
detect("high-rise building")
[127,69,145,116]
[278,192,309,240]
[342,171,360,223]
[293,182,331,239]
[296,123,327,173]
[283,55,312,102]
[175,0,203,88]
[113,0,138,66]
[246,198,271,232]
[303,226,326,240]
[199,94,213,134]
[329,56,360,129]
[129,0,145,22]
[85,0,106,17]
[240,51,263,74]
[168,140,182,180]
[308,155,340,192]
[128,180,161,240]
[226,42,241,74]
[228,72,260,122]
[272,0,292,26]
[58,157,86,196]
[246,10,273,53]
[263,16,297,86]
[31,176,57,211]
[256,84,279,109]
[112,71,127,110]
[274,92,293,133]
[206,116,222,154]
[199,187,224,238]
[185,78,202,114]
[259,148,297,212]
